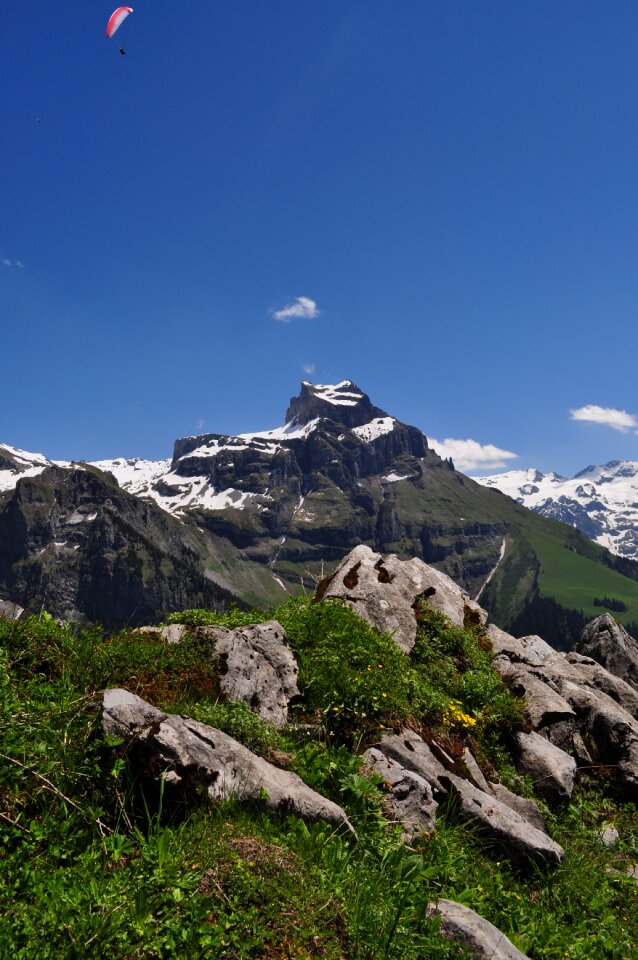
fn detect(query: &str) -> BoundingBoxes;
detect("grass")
[526,529,638,624]
[2,604,638,958]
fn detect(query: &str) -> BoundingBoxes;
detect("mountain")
[4,380,638,644]
[476,463,638,562]
[0,462,239,626]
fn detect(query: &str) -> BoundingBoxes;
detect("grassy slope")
[2,606,638,959]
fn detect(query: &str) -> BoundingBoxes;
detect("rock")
[375,729,447,796]
[134,624,190,644]
[363,747,438,839]
[577,614,638,692]
[513,732,577,801]
[461,747,491,793]
[427,899,530,959]
[487,782,547,834]
[102,688,352,832]
[494,658,575,730]
[317,545,469,652]
[599,824,620,848]
[440,773,564,867]
[205,620,299,729]
[0,598,24,620]
[556,680,638,800]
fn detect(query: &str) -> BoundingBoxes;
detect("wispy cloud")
[429,437,519,473]
[1,258,25,269]
[569,404,638,433]
[302,363,315,375]
[196,418,205,431]
[273,296,319,323]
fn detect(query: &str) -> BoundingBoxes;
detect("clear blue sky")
[3,1,638,476]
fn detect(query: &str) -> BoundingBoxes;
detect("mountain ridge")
[4,380,638,645]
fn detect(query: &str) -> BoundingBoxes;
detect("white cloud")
[302,363,315,375]
[429,437,519,473]
[273,296,319,323]
[1,259,24,269]
[569,404,638,433]
[196,418,205,431]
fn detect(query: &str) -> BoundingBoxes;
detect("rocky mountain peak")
[284,380,387,429]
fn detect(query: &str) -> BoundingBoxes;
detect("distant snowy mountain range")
[0,382,402,517]
[5,388,638,567]
[476,462,638,561]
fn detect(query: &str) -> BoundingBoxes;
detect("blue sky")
[3,2,638,477]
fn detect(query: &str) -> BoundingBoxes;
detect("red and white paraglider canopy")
[106,7,133,39]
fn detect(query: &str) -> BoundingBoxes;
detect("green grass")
[526,530,638,624]
[2,605,638,958]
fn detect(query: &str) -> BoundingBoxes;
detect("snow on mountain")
[0,383,404,518]
[476,461,638,560]
[0,444,67,493]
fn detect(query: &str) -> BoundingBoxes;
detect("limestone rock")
[440,773,564,867]
[577,614,638,692]
[375,729,447,796]
[0,598,24,620]
[317,545,469,652]
[487,782,547,834]
[205,620,299,729]
[427,899,530,959]
[134,624,190,644]
[363,747,438,839]
[513,731,577,801]
[102,688,352,831]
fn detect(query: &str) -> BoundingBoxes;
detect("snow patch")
[353,417,395,443]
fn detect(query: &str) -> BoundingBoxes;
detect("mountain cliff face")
[4,381,638,641]
[476,462,638,561]
[0,464,237,626]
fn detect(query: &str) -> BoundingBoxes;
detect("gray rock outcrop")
[205,620,299,729]
[102,688,352,831]
[486,620,638,801]
[317,545,471,652]
[0,598,24,620]
[363,747,438,839]
[513,731,577,801]
[369,728,560,866]
[577,613,638,690]
[427,899,530,959]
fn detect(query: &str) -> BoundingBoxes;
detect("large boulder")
[204,620,299,729]
[102,689,352,831]
[427,899,530,959]
[317,545,470,652]
[576,614,638,692]
[133,619,299,729]
[440,772,564,867]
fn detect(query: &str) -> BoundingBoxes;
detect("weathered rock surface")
[577,613,638,691]
[203,620,299,729]
[375,729,447,796]
[427,899,530,960]
[363,747,438,839]
[134,624,190,645]
[485,618,638,801]
[513,731,577,801]
[440,772,564,866]
[102,688,352,831]
[317,545,470,652]
[0,598,24,620]
[370,728,558,865]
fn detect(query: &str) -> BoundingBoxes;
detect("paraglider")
[106,7,133,40]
